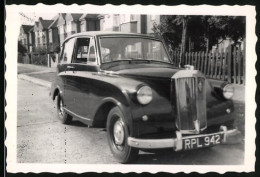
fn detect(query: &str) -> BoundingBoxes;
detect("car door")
[74,37,99,120]
[64,37,98,121]
[57,37,76,110]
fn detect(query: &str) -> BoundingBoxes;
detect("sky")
[20,13,58,25]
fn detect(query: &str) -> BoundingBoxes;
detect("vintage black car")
[50,31,239,163]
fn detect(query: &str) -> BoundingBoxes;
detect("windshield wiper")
[128,57,150,63]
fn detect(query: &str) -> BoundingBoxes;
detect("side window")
[60,38,76,64]
[73,38,90,63]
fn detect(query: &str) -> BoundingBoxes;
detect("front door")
[64,37,98,121]
[58,37,76,111]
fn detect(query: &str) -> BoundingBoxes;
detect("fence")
[48,53,59,68]
[170,45,245,85]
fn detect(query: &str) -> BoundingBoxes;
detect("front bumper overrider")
[127,125,240,151]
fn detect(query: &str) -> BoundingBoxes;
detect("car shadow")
[69,120,88,127]
[132,143,244,165]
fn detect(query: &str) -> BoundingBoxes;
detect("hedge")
[31,53,48,66]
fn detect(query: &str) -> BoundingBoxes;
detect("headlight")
[222,83,234,99]
[137,86,153,105]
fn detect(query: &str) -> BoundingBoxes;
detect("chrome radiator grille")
[173,76,207,134]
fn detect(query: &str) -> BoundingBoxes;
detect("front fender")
[88,74,144,136]
[96,96,134,135]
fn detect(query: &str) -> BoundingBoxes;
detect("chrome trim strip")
[127,137,177,149]
[63,107,91,121]
[181,131,225,139]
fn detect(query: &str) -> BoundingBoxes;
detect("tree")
[207,16,245,46]
[153,15,245,55]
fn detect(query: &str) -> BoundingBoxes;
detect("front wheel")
[56,95,72,124]
[106,106,139,163]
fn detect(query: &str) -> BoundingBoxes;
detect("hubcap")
[113,119,125,145]
[59,99,64,116]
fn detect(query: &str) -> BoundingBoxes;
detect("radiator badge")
[193,120,200,133]
[198,80,203,92]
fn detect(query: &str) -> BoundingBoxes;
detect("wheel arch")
[92,97,132,131]
[52,88,60,100]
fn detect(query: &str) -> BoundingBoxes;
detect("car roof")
[62,31,161,45]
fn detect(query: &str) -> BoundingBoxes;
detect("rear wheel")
[56,94,72,124]
[106,106,139,163]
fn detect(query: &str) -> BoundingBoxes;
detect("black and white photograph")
[5,4,256,173]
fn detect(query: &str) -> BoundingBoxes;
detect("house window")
[49,30,53,43]
[29,35,31,43]
[130,15,137,21]
[80,22,85,32]
[42,34,46,43]
[113,15,119,26]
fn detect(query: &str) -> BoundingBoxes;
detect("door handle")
[67,66,75,69]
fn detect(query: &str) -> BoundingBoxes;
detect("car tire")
[56,94,72,124]
[106,106,139,163]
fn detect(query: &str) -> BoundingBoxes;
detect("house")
[79,14,100,32]
[119,14,148,34]
[99,14,160,35]
[20,13,161,55]
[146,15,161,35]
[65,13,82,36]
[56,13,82,45]
[19,25,34,52]
[33,17,54,53]
[47,15,61,53]
[56,13,67,45]
[98,14,120,31]
[28,27,35,53]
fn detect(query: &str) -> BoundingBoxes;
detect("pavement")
[17,64,245,102]
[18,64,55,88]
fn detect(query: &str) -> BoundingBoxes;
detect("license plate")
[182,133,224,150]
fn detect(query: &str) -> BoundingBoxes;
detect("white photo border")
[5,4,256,173]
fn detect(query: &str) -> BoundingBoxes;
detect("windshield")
[99,37,171,63]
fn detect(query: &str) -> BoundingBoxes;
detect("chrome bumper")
[127,126,240,151]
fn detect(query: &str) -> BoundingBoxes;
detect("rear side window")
[73,38,90,63]
[60,38,76,64]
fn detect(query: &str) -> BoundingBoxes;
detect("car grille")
[172,75,207,134]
